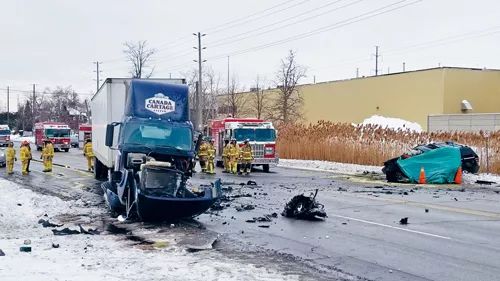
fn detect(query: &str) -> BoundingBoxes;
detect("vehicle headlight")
[0,152,4,158]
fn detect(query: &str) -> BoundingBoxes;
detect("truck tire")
[94,158,108,180]
[263,164,270,173]
[216,160,224,168]
[101,181,122,216]
[63,148,69,152]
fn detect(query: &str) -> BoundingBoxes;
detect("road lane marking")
[330,213,453,240]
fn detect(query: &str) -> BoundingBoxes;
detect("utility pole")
[193,32,206,131]
[32,84,36,121]
[374,46,380,76]
[403,62,406,72]
[93,61,102,92]
[6,86,9,126]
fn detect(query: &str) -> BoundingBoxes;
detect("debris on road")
[476,180,496,185]
[52,243,60,248]
[258,225,270,228]
[282,189,327,220]
[52,227,82,236]
[0,249,5,256]
[235,204,255,211]
[38,218,64,228]
[20,245,31,252]
[425,209,429,213]
[399,217,409,225]
[247,180,257,186]
[79,225,100,235]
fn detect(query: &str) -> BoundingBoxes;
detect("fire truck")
[208,118,278,172]
[34,122,71,152]
[78,123,92,148]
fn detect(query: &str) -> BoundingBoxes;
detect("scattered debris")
[235,204,255,211]
[52,243,60,248]
[20,245,31,252]
[79,225,100,235]
[282,189,327,220]
[24,239,31,245]
[258,225,270,228]
[38,218,64,228]
[454,198,458,201]
[210,203,225,211]
[0,249,5,256]
[476,180,497,185]
[52,227,81,236]
[246,180,257,186]
[399,217,409,225]
[342,222,347,225]
[425,209,429,213]
[17,203,22,206]
[245,219,256,223]
[337,187,347,192]
[402,191,409,195]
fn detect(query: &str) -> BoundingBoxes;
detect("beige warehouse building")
[219,67,500,130]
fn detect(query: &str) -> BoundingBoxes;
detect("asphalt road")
[3,144,500,281]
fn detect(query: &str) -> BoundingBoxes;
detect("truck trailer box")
[91,78,185,169]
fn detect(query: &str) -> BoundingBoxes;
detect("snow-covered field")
[278,159,500,185]
[0,178,299,281]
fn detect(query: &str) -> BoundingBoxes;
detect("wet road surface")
[3,143,500,281]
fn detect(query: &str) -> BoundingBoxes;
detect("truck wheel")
[263,164,270,173]
[63,148,69,152]
[216,160,224,168]
[94,159,108,180]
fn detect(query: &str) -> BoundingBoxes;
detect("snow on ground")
[278,159,382,175]
[0,178,299,281]
[279,159,500,185]
[361,115,423,132]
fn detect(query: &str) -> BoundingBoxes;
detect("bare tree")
[271,50,306,124]
[250,75,269,119]
[223,76,246,118]
[123,41,156,78]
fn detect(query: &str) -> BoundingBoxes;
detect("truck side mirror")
[105,124,115,147]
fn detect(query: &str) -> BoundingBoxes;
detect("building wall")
[442,68,500,114]
[428,113,500,132]
[300,69,445,128]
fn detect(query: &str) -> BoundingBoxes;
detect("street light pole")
[193,32,206,132]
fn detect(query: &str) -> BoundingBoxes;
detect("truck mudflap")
[136,181,221,221]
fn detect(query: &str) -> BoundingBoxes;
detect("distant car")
[70,133,79,148]
[0,148,6,167]
[383,141,480,182]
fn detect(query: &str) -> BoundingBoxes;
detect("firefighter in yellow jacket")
[198,139,209,173]
[41,139,55,172]
[228,139,240,174]
[222,139,230,173]
[239,139,253,175]
[206,139,216,174]
[5,142,16,175]
[83,138,94,171]
[20,141,31,175]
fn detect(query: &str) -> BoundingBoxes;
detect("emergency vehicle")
[78,124,92,148]
[208,118,278,172]
[0,125,11,146]
[34,122,71,152]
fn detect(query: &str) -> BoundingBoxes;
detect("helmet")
[244,139,250,144]
[22,140,29,145]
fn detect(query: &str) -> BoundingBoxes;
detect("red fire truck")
[208,118,279,172]
[78,124,92,148]
[34,122,71,152]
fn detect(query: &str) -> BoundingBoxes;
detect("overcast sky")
[1,0,499,109]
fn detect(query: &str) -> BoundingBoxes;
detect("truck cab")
[0,125,11,147]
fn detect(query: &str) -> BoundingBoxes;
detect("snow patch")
[278,159,382,175]
[361,115,423,132]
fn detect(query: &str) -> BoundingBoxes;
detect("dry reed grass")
[277,121,500,174]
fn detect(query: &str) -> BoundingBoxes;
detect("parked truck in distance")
[91,78,220,221]
[0,125,11,147]
[208,118,279,172]
[34,122,71,152]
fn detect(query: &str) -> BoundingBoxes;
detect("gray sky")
[1,0,499,109]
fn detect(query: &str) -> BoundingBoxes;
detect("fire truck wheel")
[63,148,69,152]
[263,164,270,173]
[216,161,224,168]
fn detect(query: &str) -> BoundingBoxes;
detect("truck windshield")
[0,129,10,135]
[122,121,192,151]
[45,129,70,138]
[234,128,276,142]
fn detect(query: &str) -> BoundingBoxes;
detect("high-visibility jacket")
[83,142,94,158]
[207,144,216,160]
[6,147,16,162]
[43,143,55,158]
[240,144,253,161]
[222,144,230,158]
[198,143,208,157]
[228,144,240,160]
[20,146,30,162]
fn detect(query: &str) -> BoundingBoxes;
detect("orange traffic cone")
[454,166,463,184]
[418,167,426,184]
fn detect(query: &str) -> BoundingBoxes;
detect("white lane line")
[331,214,453,240]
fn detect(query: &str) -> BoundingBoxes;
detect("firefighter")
[41,139,55,172]
[222,138,230,173]
[206,139,216,174]
[228,138,240,174]
[25,141,32,173]
[198,139,208,173]
[19,141,30,175]
[5,142,16,175]
[239,139,254,175]
[83,138,94,171]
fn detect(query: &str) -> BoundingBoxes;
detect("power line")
[0,88,93,96]
[206,0,364,48]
